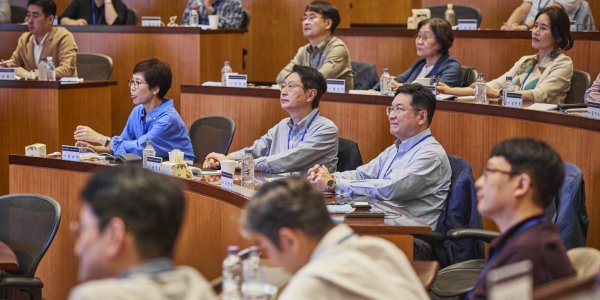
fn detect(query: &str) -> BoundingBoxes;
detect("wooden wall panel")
[421,0,522,29]
[350,0,420,25]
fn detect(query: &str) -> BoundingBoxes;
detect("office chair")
[76,52,114,81]
[565,69,592,104]
[0,194,61,300]
[10,6,26,23]
[126,7,138,25]
[351,61,379,90]
[426,5,482,28]
[460,67,478,87]
[189,116,236,163]
[337,138,363,172]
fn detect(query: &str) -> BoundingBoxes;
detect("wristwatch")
[326,178,336,191]
[103,137,111,147]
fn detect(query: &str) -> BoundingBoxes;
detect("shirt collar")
[119,257,174,278]
[307,35,333,54]
[33,32,50,47]
[138,99,173,120]
[287,108,319,128]
[395,128,432,150]
[310,224,355,261]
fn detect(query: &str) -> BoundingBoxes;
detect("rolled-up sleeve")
[585,73,600,103]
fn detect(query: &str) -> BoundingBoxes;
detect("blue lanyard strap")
[91,1,104,25]
[378,134,432,179]
[309,50,324,69]
[287,110,319,149]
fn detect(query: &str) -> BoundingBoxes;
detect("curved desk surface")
[8,155,430,300]
[180,86,600,253]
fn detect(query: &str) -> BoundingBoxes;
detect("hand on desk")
[74,125,106,145]
[307,164,334,192]
[203,152,233,169]
[14,67,31,79]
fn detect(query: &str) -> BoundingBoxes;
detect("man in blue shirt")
[74,58,195,161]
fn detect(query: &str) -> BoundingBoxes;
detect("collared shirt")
[524,0,581,22]
[276,36,354,91]
[333,128,451,227]
[112,99,196,161]
[33,32,49,68]
[181,0,244,28]
[229,108,338,174]
[279,224,429,300]
[585,73,600,103]
[467,215,576,300]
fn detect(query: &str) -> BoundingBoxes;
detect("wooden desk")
[0,241,18,271]
[8,155,429,300]
[180,86,600,252]
[0,25,245,132]
[0,80,114,195]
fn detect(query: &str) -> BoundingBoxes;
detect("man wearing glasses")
[466,138,575,299]
[74,58,195,161]
[309,84,450,230]
[204,65,338,174]
[276,1,353,91]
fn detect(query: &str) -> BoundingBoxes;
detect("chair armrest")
[447,228,499,243]
[0,277,43,289]
[412,231,446,245]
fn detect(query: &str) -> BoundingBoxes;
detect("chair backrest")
[126,6,138,25]
[240,9,250,29]
[460,66,478,87]
[545,163,589,249]
[435,155,485,265]
[189,116,236,163]
[0,194,61,277]
[337,138,363,172]
[426,5,482,28]
[351,61,379,90]
[76,52,114,81]
[565,70,591,104]
[10,5,26,23]
[567,247,600,279]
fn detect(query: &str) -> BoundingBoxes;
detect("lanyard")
[287,110,319,149]
[310,50,324,69]
[91,1,104,25]
[337,231,356,245]
[378,134,432,179]
[539,0,552,9]
[520,70,535,91]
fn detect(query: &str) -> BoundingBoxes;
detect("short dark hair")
[287,65,327,109]
[81,166,186,259]
[489,138,565,208]
[133,58,172,99]
[243,177,334,249]
[395,83,437,126]
[27,0,57,17]
[535,6,574,52]
[417,18,454,55]
[305,1,340,34]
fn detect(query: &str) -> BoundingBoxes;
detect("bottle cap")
[227,245,240,254]
[146,140,153,146]
[383,67,389,73]
[447,3,453,9]
[244,149,252,154]
[506,76,513,81]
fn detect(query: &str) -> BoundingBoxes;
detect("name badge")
[146,156,162,172]
[226,74,248,88]
[141,16,161,27]
[457,19,478,30]
[221,171,234,189]
[0,68,16,80]
[62,145,82,161]
[326,79,346,93]
[570,21,577,32]
[588,102,600,120]
[504,92,523,108]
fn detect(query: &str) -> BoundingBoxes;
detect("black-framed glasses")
[385,106,420,116]
[128,79,147,90]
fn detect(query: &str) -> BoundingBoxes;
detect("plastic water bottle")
[444,3,457,26]
[142,140,156,168]
[242,246,261,283]
[221,61,233,86]
[46,57,56,81]
[380,68,393,96]
[241,149,254,188]
[222,245,242,300]
[38,58,47,81]
[474,73,488,104]
[501,76,515,105]
[189,9,199,27]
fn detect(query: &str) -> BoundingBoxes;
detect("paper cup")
[415,77,431,86]
[220,160,237,175]
[208,15,219,29]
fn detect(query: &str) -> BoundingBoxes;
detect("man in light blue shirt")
[203,65,338,174]
[309,84,451,228]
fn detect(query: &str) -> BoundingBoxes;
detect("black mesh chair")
[351,61,379,90]
[189,116,236,163]
[76,52,114,81]
[427,5,482,28]
[10,6,26,23]
[460,66,477,87]
[565,69,592,104]
[126,6,138,25]
[337,138,363,172]
[0,194,61,300]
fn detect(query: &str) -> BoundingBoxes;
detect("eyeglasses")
[416,33,434,42]
[301,14,323,22]
[482,166,518,179]
[128,79,148,90]
[279,82,304,91]
[385,106,420,116]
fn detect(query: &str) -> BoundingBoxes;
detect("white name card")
[146,156,162,172]
[226,74,248,88]
[326,79,346,93]
[570,21,577,32]
[457,19,478,30]
[588,103,600,120]
[0,68,16,80]
[504,92,523,108]
[141,16,161,27]
[62,145,82,161]
[221,170,234,190]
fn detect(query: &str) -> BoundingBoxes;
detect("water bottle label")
[146,156,162,172]
[326,79,346,93]
[504,92,523,109]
